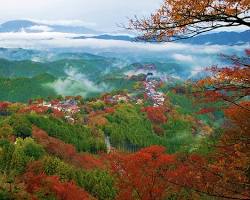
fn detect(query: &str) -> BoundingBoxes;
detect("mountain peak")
[0,19,98,34]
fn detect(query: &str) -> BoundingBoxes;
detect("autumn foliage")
[104,107,115,114]
[19,105,48,114]
[0,102,10,110]
[213,101,250,198]
[190,49,250,198]
[142,106,168,124]
[109,141,250,199]
[32,126,104,169]
[129,0,250,41]
[109,146,176,200]
[195,49,250,109]
[23,171,91,200]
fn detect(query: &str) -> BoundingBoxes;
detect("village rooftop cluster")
[38,98,80,123]
[144,74,165,107]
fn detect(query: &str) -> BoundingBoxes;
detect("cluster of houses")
[103,94,130,104]
[144,74,165,107]
[39,99,80,122]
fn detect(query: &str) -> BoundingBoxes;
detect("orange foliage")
[129,0,249,41]
[214,102,250,193]
[195,50,250,109]
[192,49,250,198]
[104,107,115,114]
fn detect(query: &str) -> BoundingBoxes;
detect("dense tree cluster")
[103,104,156,151]
[32,127,104,170]
[24,172,91,200]
[28,114,106,153]
[0,74,57,102]
[9,114,32,139]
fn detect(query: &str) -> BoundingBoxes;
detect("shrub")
[9,115,32,138]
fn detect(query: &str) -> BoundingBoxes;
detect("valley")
[0,11,249,199]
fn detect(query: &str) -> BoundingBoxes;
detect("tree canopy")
[129,0,250,41]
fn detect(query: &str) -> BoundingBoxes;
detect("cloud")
[125,69,151,76]
[172,54,194,62]
[30,19,97,27]
[0,0,161,31]
[0,31,76,41]
[27,25,53,32]
[124,67,184,81]
[0,31,247,80]
[49,67,110,97]
[189,66,203,78]
[0,31,246,54]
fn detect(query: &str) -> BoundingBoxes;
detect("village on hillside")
[144,72,165,107]
[0,64,167,124]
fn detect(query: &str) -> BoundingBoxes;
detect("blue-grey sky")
[0,0,162,31]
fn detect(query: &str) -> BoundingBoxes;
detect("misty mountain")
[0,20,98,34]
[74,34,134,41]
[73,30,250,45]
[181,30,250,45]
[1,20,249,45]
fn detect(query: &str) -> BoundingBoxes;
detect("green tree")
[79,169,117,200]
[0,124,13,140]
[0,139,15,173]
[10,138,45,174]
[9,115,32,139]
[42,156,116,200]
[28,114,106,153]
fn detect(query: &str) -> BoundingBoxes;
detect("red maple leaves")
[32,127,103,169]
[142,107,168,124]
[24,172,91,200]
[109,146,176,200]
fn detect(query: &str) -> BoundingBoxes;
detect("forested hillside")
[0,0,249,199]
[0,49,249,199]
[0,74,57,102]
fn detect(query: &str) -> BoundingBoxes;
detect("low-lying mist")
[0,31,247,94]
[48,67,111,97]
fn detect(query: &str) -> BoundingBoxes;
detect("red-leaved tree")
[108,146,178,200]
[142,107,168,124]
[23,172,91,200]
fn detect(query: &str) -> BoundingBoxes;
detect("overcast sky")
[0,0,162,31]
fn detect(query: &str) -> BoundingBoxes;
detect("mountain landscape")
[0,20,98,34]
[0,0,249,199]
[1,20,250,45]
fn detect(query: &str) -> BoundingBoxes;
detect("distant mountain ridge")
[0,20,98,34]
[181,30,250,45]
[73,34,135,41]
[0,20,249,45]
[74,30,250,45]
